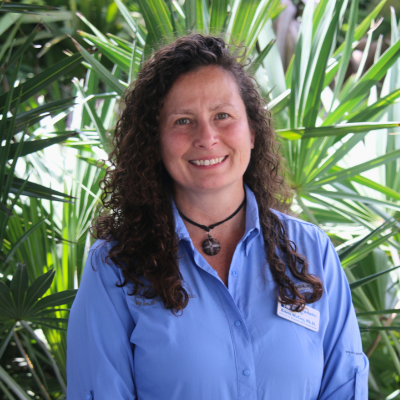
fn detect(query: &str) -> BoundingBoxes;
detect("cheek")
[159,132,188,166]
[229,125,254,152]
[159,135,170,162]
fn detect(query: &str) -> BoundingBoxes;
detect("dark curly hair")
[93,34,323,314]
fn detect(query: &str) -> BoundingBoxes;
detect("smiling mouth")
[189,156,227,166]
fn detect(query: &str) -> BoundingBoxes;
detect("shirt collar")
[242,184,261,254]
[172,184,261,253]
[172,198,191,241]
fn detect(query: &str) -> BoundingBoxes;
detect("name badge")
[277,301,320,332]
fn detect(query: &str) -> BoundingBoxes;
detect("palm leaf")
[350,265,400,290]
[0,53,82,111]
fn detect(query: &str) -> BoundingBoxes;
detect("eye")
[216,113,229,120]
[176,118,190,125]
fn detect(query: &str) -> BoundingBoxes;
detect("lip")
[189,155,228,167]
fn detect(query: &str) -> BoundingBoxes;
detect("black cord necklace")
[177,193,246,256]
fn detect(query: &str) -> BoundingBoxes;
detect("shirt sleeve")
[66,241,137,400]
[318,233,369,400]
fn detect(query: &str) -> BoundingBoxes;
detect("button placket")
[233,316,257,399]
[214,284,257,399]
[188,242,222,281]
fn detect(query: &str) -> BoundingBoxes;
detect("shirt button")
[234,320,241,326]
[243,369,251,376]
[231,270,238,276]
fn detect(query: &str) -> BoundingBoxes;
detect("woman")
[67,34,368,400]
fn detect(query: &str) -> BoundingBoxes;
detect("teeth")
[190,156,226,166]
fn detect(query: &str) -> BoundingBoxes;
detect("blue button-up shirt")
[67,185,369,399]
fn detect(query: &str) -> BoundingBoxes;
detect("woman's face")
[159,65,254,196]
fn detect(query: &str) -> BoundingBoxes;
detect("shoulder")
[81,239,123,287]
[270,209,329,245]
[87,239,120,265]
[270,209,336,276]
[270,208,321,231]
[69,239,134,341]
[89,238,118,256]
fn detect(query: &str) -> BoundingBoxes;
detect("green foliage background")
[2,0,400,398]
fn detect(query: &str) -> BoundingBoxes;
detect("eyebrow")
[169,109,196,116]
[168,103,236,116]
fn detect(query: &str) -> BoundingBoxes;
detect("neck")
[173,181,246,226]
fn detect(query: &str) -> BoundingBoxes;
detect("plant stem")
[366,300,400,357]
[296,194,319,225]
[0,365,31,400]
[13,331,51,400]
[0,323,15,360]
[21,320,67,394]
[0,379,16,400]
[347,269,400,375]
[389,331,400,358]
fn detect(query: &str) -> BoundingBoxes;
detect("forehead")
[172,65,237,87]
[161,66,242,110]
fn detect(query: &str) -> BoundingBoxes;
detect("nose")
[193,119,218,149]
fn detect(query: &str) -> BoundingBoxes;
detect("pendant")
[202,234,221,256]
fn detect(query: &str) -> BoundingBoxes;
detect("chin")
[188,177,241,193]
